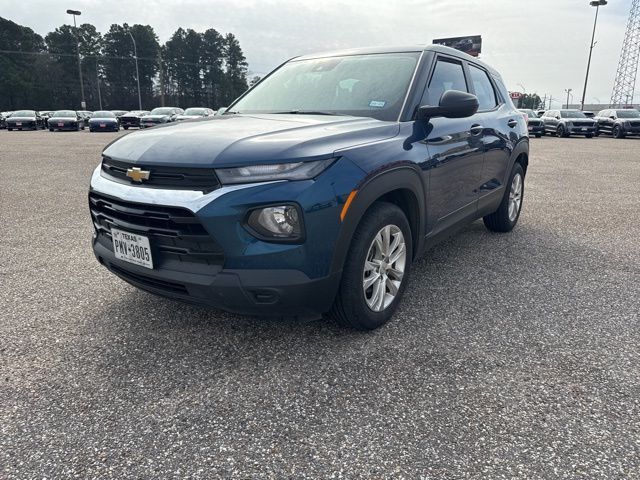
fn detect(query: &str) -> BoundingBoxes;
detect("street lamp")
[565,88,573,109]
[127,30,143,111]
[66,9,86,109]
[580,0,607,110]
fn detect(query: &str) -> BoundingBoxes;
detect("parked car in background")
[139,107,184,128]
[536,110,545,118]
[119,110,150,129]
[89,111,120,132]
[519,109,544,137]
[111,110,128,120]
[542,109,596,137]
[0,112,9,129]
[89,44,529,330]
[39,111,53,124]
[594,108,640,138]
[6,110,43,131]
[176,108,215,121]
[48,110,85,131]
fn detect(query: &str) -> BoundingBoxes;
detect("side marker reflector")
[340,190,358,222]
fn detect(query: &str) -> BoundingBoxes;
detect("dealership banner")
[433,35,482,57]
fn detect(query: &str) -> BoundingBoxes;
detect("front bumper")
[621,125,640,136]
[120,118,140,128]
[567,125,596,135]
[90,122,118,131]
[8,121,37,129]
[50,121,78,131]
[88,159,363,316]
[527,123,544,134]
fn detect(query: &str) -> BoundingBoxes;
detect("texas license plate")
[58,123,64,127]
[16,122,22,126]
[112,228,153,269]
[100,123,106,128]
[581,128,587,131]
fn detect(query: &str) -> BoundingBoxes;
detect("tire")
[613,126,625,139]
[49,128,54,132]
[483,162,525,233]
[586,134,593,138]
[556,125,568,138]
[124,126,129,130]
[328,202,413,330]
[535,134,541,138]
[8,128,12,131]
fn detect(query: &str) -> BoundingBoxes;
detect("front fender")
[329,165,427,274]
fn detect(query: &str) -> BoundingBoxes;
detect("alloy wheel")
[508,173,523,222]
[362,225,407,312]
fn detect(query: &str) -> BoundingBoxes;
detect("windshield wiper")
[271,110,341,116]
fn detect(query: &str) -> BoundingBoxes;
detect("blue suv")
[90,45,529,330]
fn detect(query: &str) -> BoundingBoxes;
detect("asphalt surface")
[1,129,639,479]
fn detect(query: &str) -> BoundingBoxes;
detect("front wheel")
[123,126,129,130]
[556,125,568,138]
[328,202,412,330]
[613,126,625,139]
[483,162,525,233]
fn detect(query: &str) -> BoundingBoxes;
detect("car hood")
[8,116,36,121]
[562,117,596,122]
[90,117,117,121]
[50,117,77,121]
[103,114,399,168]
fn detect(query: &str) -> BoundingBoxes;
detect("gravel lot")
[1,129,639,479]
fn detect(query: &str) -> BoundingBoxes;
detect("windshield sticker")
[369,100,386,108]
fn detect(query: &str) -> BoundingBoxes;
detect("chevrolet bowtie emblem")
[126,167,151,182]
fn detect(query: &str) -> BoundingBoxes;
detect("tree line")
[0,16,249,111]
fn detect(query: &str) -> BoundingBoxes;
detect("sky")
[1,0,633,107]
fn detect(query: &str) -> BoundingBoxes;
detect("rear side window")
[425,59,467,106]
[468,64,497,111]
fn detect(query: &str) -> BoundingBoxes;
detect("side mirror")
[556,116,561,120]
[609,115,616,120]
[416,90,479,120]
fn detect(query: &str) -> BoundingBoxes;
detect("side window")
[425,59,468,106]
[468,64,497,111]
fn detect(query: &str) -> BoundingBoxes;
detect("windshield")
[519,109,537,119]
[560,110,586,118]
[231,52,421,121]
[616,110,640,118]
[93,111,116,118]
[53,110,76,117]
[150,108,174,116]
[184,108,206,115]
[13,110,36,117]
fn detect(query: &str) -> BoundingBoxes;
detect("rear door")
[465,63,513,208]
[421,56,484,233]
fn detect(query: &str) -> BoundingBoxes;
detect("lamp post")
[66,9,85,109]
[127,30,143,111]
[580,0,607,110]
[565,88,573,109]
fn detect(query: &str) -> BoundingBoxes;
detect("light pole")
[127,29,143,111]
[580,0,607,110]
[565,88,573,109]
[66,9,85,109]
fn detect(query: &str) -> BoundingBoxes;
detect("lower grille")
[89,192,224,268]
[110,264,188,295]
[572,121,594,127]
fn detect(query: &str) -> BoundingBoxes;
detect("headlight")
[246,204,304,242]
[215,158,335,184]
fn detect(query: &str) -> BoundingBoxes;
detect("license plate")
[528,126,533,131]
[111,228,153,269]
[100,123,106,128]
[581,128,587,131]
[58,122,64,127]
[16,122,22,126]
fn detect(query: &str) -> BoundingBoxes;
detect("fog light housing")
[246,204,304,242]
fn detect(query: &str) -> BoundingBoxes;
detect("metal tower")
[611,0,640,107]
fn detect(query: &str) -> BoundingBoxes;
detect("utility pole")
[158,53,165,107]
[66,9,86,109]
[581,1,607,110]
[610,0,640,107]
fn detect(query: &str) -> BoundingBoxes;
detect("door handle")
[470,124,484,135]
[507,119,518,128]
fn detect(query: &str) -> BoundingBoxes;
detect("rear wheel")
[483,162,524,233]
[8,128,12,131]
[535,133,541,138]
[329,202,412,330]
[123,126,129,130]
[613,125,625,139]
[586,134,593,138]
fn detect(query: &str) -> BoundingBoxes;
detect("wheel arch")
[330,165,427,275]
